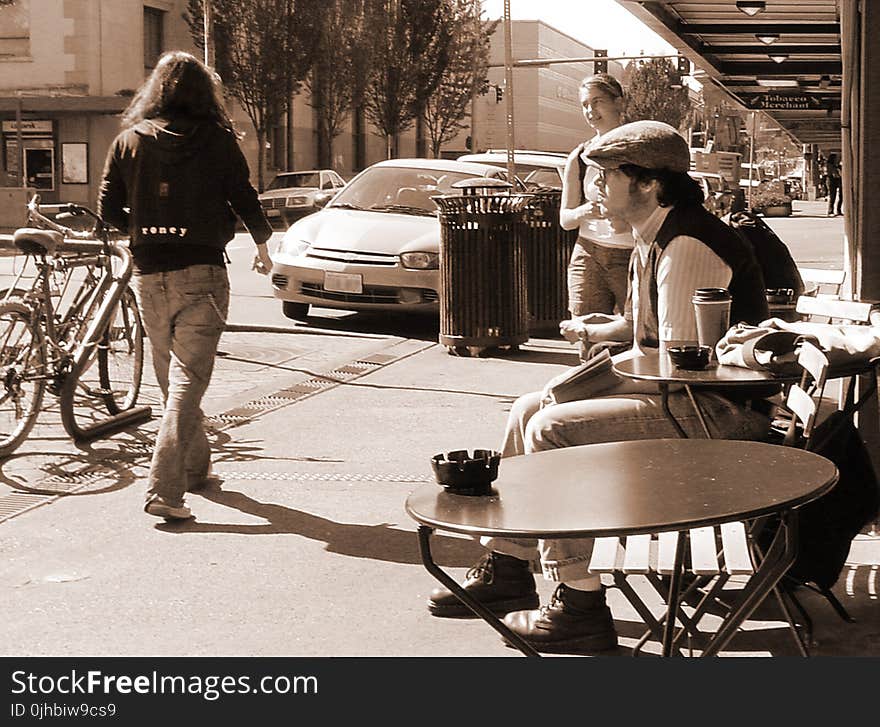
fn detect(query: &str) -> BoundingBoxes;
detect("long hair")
[619,164,704,208]
[121,51,235,132]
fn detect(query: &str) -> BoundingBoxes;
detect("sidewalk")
[1,324,878,658]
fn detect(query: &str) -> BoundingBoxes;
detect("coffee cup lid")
[692,287,731,302]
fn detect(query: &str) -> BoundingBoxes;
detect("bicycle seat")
[13,228,63,256]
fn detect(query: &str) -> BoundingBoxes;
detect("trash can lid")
[451,177,513,195]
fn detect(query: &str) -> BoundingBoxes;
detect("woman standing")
[98,51,274,521]
[560,73,631,317]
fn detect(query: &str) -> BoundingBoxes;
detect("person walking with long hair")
[98,51,273,521]
[560,73,631,318]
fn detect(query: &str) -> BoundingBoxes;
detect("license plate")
[266,209,281,217]
[324,272,363,294]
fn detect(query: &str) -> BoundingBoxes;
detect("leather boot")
[428,552,538,618]
[502,583,618,653]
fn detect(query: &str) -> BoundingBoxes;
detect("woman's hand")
[252,244,273,275]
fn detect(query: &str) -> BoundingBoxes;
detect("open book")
[541,348,623,406]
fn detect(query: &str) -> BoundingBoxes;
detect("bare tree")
[305,0,383,168]
[423,0,495,158]
[623,57,692,131]
[364,0,453,158]
[185,0,321,188]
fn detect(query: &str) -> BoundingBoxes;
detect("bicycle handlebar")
[26,194,112,242]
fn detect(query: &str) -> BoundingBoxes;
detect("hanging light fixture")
[736,1,766,16]
[768,52,789,64]
[755,33,779,45]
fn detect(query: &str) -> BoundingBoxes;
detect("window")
[143,6,164,72]
[0,0,31,60]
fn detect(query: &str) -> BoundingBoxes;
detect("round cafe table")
[406,439,837,657]
[613,352,797,438]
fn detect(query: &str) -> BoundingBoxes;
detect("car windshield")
[267,172,321,190]
[523,169,563,190]
[327,166,506,215]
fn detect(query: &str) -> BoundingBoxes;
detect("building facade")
[447,20,624,157]
[0,3,617,225]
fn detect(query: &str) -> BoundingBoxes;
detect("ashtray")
[766,288,794,305]
[431,449,500,496]
[667,345,711,370]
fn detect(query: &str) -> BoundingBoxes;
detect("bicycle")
[0,195,152,456]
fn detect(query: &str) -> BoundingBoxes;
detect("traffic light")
[677,55,690,76]
[593,49,607,74]
[495,85,503,103]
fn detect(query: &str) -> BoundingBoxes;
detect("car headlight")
[400,252,439,269]
[285,196,309,207]
[279,237,311,257]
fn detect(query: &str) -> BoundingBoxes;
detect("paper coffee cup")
[692,288,731,352]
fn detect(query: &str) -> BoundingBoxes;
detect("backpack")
[770,411,880,589]
[728,211,805,298]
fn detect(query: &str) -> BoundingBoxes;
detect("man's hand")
[559,318,589,344]
[560,313,626,344]
[252,244,273,275]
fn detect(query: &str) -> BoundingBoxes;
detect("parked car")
[690,171,735,218]
[270,158,517,320]
[259,169,347,227]
[457,149,567,190]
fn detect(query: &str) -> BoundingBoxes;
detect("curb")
[223,322,388,339]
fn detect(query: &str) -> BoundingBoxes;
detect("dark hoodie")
[98,117,272,273]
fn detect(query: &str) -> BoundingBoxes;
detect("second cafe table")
[613,351,797,438]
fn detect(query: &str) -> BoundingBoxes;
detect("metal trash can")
[520,190,578,333]
[434,178,530,356]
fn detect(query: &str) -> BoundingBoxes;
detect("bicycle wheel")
[0,301,47,456]
[98,286,144,414]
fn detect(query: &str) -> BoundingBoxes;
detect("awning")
[616,1,842,150]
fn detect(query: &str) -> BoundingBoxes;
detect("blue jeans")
[131,265,229,507]
[567,237,632,317]
[490,381,771,581]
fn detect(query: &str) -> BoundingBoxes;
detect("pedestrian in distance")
[560,73,632,319]
[823,152,843,216]
[428,121,773,654]
[98,50,274,521]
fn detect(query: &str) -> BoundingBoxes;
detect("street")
[1,202,875,659]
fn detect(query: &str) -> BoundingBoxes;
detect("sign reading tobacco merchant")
[746,94,827,111]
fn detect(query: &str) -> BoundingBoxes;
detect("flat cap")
[585,120,690,173]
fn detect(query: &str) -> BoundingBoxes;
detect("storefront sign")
[2,119,53,135]
[746,94,826,111]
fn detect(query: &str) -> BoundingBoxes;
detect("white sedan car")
[270,158,515,320]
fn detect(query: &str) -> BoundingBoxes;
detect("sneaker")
[502,584,618,653]
[144,495,192,520]
[427,552,539,618]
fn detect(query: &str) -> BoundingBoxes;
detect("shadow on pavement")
[155,487,485,568]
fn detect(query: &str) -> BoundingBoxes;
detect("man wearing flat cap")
[428,120,773,654]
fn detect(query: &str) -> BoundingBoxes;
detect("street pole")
[15,95,24,188]
[469,0,479,154]
[747,111,757,209]
[502,0,515,182]
[202,0,212,67]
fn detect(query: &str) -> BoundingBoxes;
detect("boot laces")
[538,584,566,617]
[464,554,494,585]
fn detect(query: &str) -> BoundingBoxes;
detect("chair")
[794,295,879,420]
[588,342,834,656]
[797,267,846,299]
